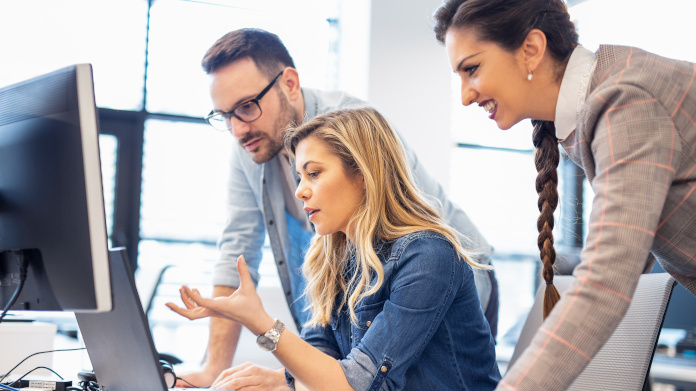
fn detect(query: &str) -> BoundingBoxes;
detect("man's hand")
[211,363,290,390]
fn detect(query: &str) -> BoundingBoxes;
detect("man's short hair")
[201,28,296,79]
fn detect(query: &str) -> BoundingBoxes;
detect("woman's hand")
[166,255,272,334]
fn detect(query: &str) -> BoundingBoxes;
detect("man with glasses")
[178,28,499,389]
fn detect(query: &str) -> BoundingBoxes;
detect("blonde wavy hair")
[284,107,491,327]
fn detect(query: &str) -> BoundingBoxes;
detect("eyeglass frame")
[205,70,284,131]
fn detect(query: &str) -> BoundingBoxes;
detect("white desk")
[0,322,58,379]
[651,358,696,391]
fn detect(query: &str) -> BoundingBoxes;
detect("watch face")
[257,335,276,351]
[257,319,284,352]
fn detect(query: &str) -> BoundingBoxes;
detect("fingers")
[236,255,254,291]
[165,301,198,320]
[211,364,284,390]
[165,286,217,320]
[179,286,219,311]
[216,362,254,377]
[177,285,198,309]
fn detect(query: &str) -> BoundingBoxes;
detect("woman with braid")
[434,0,696,389]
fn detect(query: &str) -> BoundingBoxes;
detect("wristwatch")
[256,318,285,352]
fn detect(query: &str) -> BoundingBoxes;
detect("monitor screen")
[0,64,112,314]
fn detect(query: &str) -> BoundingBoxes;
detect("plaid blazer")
[499,45,696,390]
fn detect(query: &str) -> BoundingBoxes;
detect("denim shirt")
[287,231,501,390]
[213,88,495,330]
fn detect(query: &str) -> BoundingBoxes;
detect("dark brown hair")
[532,120,561,318]
[434,0,578,318]
[201,28,296,80]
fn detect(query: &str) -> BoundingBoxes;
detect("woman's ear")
[520,28,547,73]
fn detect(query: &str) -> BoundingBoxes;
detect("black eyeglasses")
[205,70,284,131]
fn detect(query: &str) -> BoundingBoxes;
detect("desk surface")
[651,356,696,386]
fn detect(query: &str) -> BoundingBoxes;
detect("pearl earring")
[527,70,533,81]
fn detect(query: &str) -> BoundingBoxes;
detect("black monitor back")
[0,64,111,312]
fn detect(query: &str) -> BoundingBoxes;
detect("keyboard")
[653,354,696,367]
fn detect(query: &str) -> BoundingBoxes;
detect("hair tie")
[546,281,553,285]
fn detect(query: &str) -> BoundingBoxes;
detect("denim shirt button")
[380,366,388,373]
[366,321,372,327]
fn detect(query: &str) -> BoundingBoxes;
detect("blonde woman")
[167,107,500,390]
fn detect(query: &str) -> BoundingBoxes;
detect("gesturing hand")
[166,255,272,334]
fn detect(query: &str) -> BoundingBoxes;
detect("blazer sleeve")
[498,85,682,390]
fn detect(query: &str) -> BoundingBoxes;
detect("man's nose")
[230,117,251,139]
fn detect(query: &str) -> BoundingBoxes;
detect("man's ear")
[520,28,547,73]
[280,67,302,101]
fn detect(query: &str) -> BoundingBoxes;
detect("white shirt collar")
[554,45,595,141]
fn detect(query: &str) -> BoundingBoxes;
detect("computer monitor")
[0,64,112,314]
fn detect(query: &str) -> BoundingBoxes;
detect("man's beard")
[241,91,299,164]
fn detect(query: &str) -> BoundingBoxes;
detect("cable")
[0,252,28,323]
[67,380,100,391]
[175,376,203,388]
[6,366,64,387]
[0,347,85,384]
[74,380,100,391]
[0,383,20,391]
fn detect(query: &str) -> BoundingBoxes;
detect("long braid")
[532,119,561,319]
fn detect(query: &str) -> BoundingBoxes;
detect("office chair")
[508,273,676,391]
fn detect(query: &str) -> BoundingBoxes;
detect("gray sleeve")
[212,148,266,287]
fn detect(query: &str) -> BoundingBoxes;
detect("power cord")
[175,376,204,388]
[3,366,64,388]
[66,380,100,391]
[0,347,85,384]
[0,251,29,323]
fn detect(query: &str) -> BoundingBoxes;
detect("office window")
[145,0,337,117]
[570,0,696,62]
[0,0,340,265]
[137,1,340,279]
[140,120,231,242]
[0,0,148,111]
[99,135,118,242]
